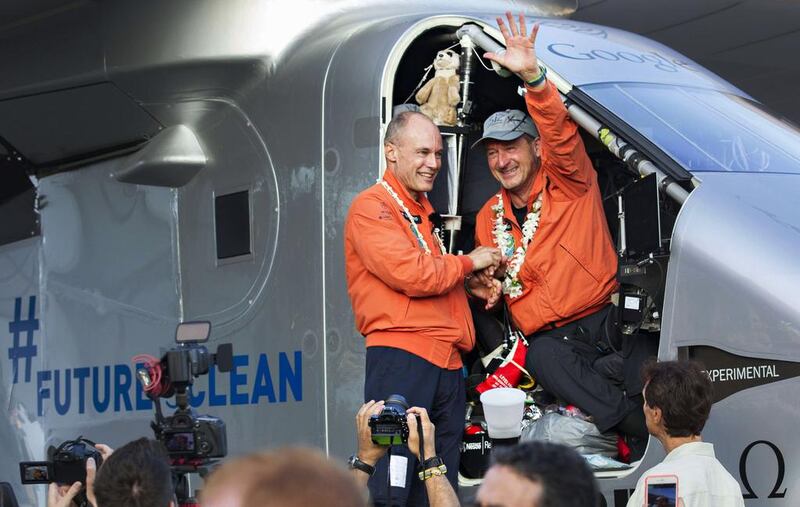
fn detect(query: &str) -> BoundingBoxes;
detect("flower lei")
[379,180,446,255]
[491,192,542,298]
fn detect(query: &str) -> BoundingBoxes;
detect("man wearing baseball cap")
[471,12,648,452]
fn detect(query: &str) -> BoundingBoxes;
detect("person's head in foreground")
[475,440,599,507]
[93,438,173,507]
[200,447,367,507]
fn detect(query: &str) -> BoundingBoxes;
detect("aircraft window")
[214,190,251,260]
[583,83,800,175]
[0,156,39,245]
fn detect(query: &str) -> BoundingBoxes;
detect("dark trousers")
[524,305,639,432]
[365,347,465,507]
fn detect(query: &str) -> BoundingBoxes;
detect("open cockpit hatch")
[382,17,692,481]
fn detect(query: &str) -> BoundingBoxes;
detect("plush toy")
[415,49,461,126]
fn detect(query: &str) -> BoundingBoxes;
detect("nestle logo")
[462,441,492,451]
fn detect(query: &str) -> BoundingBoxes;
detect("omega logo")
[739,440,787,499]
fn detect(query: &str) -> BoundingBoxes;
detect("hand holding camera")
[20,438,106,507]
[405,407,436,463]
[365,396,444,478]
[48,481,83,507]
[83,445,113,507]
[20,439,114,507]
[355,399,388,467]
[365,395,437,459]
[357,397,437,463]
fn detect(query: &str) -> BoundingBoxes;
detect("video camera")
[19,437,103,507]
[369,394,411,446]
[136,321,233,462]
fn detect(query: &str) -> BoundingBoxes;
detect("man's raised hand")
[483,12,542,83]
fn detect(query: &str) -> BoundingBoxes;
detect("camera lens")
[384,394,409,412]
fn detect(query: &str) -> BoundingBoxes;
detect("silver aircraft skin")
[1,1,799,506]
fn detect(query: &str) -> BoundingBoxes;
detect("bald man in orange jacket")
[345,111,501,506]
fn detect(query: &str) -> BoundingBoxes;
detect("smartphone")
[644,474,678,507]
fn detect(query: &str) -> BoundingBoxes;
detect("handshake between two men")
[463,246,505,309]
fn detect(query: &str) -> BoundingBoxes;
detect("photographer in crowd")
[47,438,175,507]
[353,401,601,507]
[46,443,113,507]
[351,401,460,507]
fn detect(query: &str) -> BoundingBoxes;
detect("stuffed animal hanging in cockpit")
[415,49,461,126]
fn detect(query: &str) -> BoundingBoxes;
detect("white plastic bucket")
[480,388,526,439]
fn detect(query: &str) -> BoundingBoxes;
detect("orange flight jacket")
[475,81,618,336]
[344,169,476,370]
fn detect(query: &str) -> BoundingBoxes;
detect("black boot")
[615,402,649,462]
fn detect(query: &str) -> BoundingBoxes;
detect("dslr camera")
[369,394,411,446]
[160,413,227,459]
[137,321,232,461]
[19,438,104,507]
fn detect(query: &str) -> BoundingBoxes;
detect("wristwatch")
[418,456,448,481]
[422,456,445,469]
[347,454,375,476]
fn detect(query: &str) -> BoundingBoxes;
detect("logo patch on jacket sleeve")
[377,202,393,221]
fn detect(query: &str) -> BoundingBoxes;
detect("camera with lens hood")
[369,394,411,446]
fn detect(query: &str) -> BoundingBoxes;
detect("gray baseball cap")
[471,109,539,149]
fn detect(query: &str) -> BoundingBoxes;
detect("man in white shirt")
[627,361,745,507]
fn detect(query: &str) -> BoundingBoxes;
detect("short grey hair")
[384,111,429,145]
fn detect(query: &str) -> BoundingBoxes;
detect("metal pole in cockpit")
[440,29,480,254]
[443,32,478,253]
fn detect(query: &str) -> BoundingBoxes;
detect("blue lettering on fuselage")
[208,361,227,406]
[252,351,277,403]
[36,352,303,416]
[7,296,304,417]
[230,354,249,405]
